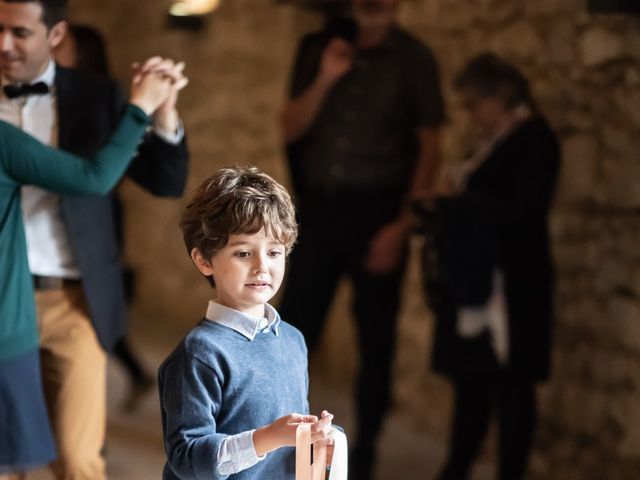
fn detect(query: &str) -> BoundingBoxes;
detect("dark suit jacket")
[53,66,188,351]
[428,116,559,381]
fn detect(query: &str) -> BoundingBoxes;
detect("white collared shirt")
[205,301,280,340]
[0,59,81,278]
[204,301,280,475]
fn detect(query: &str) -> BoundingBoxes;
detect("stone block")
[485,1,522,23]
[603,123,637,160]
[419,1,474,31]
[599,158,640,208]
[525,0,583,15]
[488,21,544,60]
[553,241,597,273]
[555,383,607,437]
[580,27,624,67]
[549,211,596,240]
[607,296,640,352]
[625,67,640,87]
[588,350,638,389]
[625,27,640,62]
[614,88,640,127]
[562,107,596,131]
[547,19,578,65]
[608,394,640,457]
[557,134,600,204]
[630,265,640,298]
[595,255,631,295]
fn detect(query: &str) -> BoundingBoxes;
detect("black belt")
[32,275,82,290]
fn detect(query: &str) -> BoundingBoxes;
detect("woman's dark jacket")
[425,116,560,381]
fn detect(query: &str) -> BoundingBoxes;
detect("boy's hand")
[253,413,316,456]
[312,410,334,443]
[252,411,334,456]
[314,410,336,466]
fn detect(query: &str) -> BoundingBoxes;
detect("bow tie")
[3,81,50,99]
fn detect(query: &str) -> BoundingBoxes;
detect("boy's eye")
[268,250,283,257]
[234,251,250,258]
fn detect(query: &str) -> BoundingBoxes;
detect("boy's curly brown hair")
[180,166,298,285]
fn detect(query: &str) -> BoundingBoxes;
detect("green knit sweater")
[0,104,150,360]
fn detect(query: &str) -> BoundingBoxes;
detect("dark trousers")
[279,191,406,467]
[438,377,536,480]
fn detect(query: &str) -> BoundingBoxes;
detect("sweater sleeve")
[160,352,231,480]
[0,104,149,195]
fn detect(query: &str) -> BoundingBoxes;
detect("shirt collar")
[34,58,56,87]
[205,301,280,340]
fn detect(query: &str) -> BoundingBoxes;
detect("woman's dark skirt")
[0,348,56,474]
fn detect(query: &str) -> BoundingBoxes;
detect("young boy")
[159,166,334,479]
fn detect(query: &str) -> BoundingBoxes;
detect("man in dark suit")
[0,1,188,478]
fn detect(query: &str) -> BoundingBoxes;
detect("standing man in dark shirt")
[0,0,188,478]
[279,1,445,478]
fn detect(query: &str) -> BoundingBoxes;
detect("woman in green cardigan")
[0,59,185,475]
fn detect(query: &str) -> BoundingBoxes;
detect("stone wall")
[68,0,640,478]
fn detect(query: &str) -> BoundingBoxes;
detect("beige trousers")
[23,285,108,480]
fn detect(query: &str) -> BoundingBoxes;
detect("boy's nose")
[253,257,268,273]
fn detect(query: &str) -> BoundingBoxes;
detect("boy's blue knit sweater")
[159,311,309,479]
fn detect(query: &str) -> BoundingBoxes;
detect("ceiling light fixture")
[168,0,221,30]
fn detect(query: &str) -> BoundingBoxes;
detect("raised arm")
[0,104,146,195]
[126,58,190,197]
[1,60,184,195]
[281,37,354,143]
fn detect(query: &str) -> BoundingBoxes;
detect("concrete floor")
[26,347,494,480]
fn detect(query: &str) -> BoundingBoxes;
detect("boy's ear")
[191,248,214,276]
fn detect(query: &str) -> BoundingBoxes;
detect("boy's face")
[192,229,286,318]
